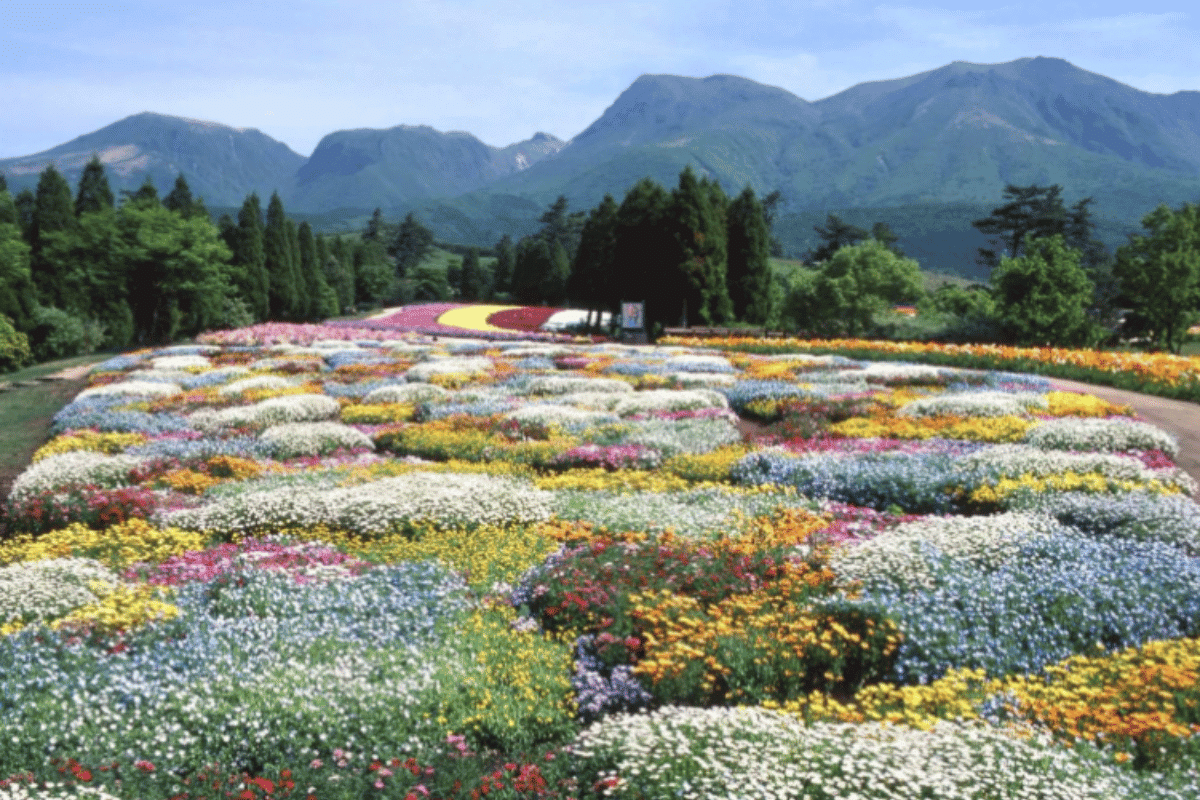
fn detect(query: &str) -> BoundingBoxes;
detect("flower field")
[3,323,1200,799]
[357,305,594,339]
[660,334,1200,403]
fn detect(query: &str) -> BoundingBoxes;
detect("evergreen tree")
[569,194,619,325]
[389,213,434,278]
[232,193,269,321]
[324,236,355,312]
[118,204,232,344]
[806,213,868,264]
[726,186,774,324]
[40,208,133,347]
[762,190,784,257]
[0,173,6,192]
[612,177,675,334]
[1064,197,1120,329]
[409,262,451,302]
[353,238,393,305]
[30,165,78,307]
[14,189,35,242]
[164,174,197,217]
[364,208,386,242]
[973,184,1068,270]
[0,187,16,226]
[668,166,731,325]
[126,176,160,207]
[459,247,486,301]
[74,156,115,216]
[871,222,904,257]
[263,193,301,320]
[492,234,515,296]
[537,195,586,262]
[296,222,332,320]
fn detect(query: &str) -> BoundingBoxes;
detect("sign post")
[621,301,647,343]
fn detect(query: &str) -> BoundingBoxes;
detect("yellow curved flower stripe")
[437,304,523,332]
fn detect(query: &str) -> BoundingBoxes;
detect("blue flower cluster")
[570,635,653,721]
[51,401,195,437]
[720,380,812,414]
[732,451,961,513]
[857,534,1200,683]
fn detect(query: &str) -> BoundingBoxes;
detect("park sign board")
[621,302,645,330]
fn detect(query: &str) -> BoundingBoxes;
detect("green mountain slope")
[0,112,304,207]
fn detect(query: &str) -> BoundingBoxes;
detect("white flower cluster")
[218,374,297,396]
[164,472,553,535]
[189,393,340,432]
[611,389,729,417]
[0,557,119,628]
[622,415,742,456]
[572,706,1142,800]
[497,345,573,359]
[521,375,633,396]
[0,782,125,800]
[363,383,449,404]
[150,354,211,371]
[75,380,183,400]
[259,422,375,459]
[405,356,493,382]
[856,362,952,381]
[670,371,737,387]
[663,354,734,373]
[1024,417,1180,457]
[958,444,1189,489]
[7,451,139,503]
[503,404,619,430]
[830,512,1065,590]
[900,390,1048,418]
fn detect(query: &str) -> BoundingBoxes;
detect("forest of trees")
[0,159,381,371]
[3,157,1199,373]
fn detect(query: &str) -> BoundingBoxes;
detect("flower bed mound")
[486,306,563,332]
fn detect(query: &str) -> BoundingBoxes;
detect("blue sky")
[2,0,1197,158]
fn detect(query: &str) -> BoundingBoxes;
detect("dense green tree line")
[0,159,368,371]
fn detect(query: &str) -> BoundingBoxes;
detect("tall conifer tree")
[726,186,774,324]
[74,156,115,216]
[264,193,300,320]
[232,193,269,320]
[30,165,77,306]
[164,174,197,217]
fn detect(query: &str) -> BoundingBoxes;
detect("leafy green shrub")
[0,314,32,372]
[28,305,104,362]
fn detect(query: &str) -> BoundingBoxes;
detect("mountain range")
[3,56,1198,280]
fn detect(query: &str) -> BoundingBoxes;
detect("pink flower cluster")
[130,539,373,586]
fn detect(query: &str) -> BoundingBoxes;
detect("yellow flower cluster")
[441,608,576,741]
[0,519,210,570]
[996,638,1200,765]
[240,383,324,403]
[50,583,179,637]
[1044,391,1132,418]
[342,522,560,592]
[340,403,415,424]
[772,667,990,730]
[533,468,695,493]
[630,563,898,702]
[31,431,148,462]
[968,472,1182,507]
[663,447,748,483]
[660,335,1200,392]
[428,372,484,390]
[724,506,834,555]
[829,415,1033,443]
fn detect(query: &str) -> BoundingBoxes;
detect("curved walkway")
[1048,378,1200,490]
